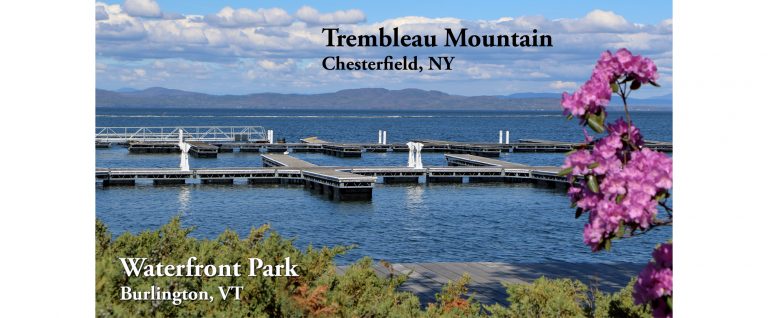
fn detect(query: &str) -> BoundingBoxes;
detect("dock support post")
[499,130,503,144]
[378,130,382,144]
[383,177,420,184]
[153,179,186,185]
[382,131,387,145]
[267,130,274,143]
[102,179,135,186]
[201,179,233,184]
[505,131,510,144]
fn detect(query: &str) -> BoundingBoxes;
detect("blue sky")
[96,1,672,96]
[102,0,672,25]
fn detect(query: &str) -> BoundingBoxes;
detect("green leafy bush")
[592,278,652,318]
[485,277,590,318]
[96,218,650,317]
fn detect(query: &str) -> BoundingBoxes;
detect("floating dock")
[337,262,644,306]
[96,154,574,200]
[106,136,672,158]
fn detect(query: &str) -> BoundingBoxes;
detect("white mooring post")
[406,142,424,169]
[378,130,382,144]
[267,130,274,143]
[499,130,503,144]
[178,130,191,171]
[382,131,387,145]
[407,142,415,167]
[414,142,423,169]
[505,131,510,144]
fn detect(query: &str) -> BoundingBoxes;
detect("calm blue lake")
[96,108,672,264]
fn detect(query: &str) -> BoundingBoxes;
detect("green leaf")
[604,239,611,251]
[616,221,625,238]
[575,207,583,219]
[588,162,599,169]
[611,82,619,93]
[616,194,625,203]
[649,80,661,87]
[666,296,673,310]
[587,175,600,193]
[586,116,605,133]
[566,114,574,120]
[630,80,641,90]
[558,167,573,176]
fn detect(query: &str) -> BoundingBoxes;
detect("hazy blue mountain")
[96,87,671,110]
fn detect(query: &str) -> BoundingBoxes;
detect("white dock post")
[407,142,415,167]
[178,130,191,171]
[414,142,423,169]
[499,130,503,144]
[505,131,510,144]
[378,130,382,144]
[267,130,274,143]
[383,131,387,145]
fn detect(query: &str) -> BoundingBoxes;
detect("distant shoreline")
[95,106,672,112]
[96,87,672,111]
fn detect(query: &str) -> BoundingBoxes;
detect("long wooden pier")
[337,262,643,306]
[96,154,574,200]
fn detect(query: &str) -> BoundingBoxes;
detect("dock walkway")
[337,262,643,306]
[97,154,576,200]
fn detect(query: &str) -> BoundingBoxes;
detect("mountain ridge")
[96,87,671,110]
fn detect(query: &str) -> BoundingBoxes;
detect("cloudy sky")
[96,0,672,97]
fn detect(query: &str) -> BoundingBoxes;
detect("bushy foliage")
[96,217,422,317]
[593,278,653,318]
[485,277,590,318]
[96,218,650,317]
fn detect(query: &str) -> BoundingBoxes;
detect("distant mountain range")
[96,87,671,110]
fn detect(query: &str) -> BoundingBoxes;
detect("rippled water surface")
[96,108,672,264]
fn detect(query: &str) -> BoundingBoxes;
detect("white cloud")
[122,0,161,18]
[561,10,631,33]
[205,7,293,27]
[96,6,672,96]
[549,81,578,90]
[96,5,109,21]
[295,6,365,25]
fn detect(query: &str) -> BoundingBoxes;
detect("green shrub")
[484,277,590,318]
[95,218,650,318]
[592,278,652,318]
[96,217,421,317]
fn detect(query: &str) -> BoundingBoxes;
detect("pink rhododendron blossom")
[561,49,658,120]
[634,243,673,318]
[562,49,670,316]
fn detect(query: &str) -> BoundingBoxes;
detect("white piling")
[267,130,274,143]
[383,131,387,145]
[505,131,510,144]
[178,130,191,171]
[407,142,415,168]
[414,142,423,169]
[499,130,503,144]
[378,130,382,144]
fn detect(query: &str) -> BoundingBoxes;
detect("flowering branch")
[559,49,672,318]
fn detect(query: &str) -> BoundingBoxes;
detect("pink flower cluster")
[563,119,672,251]
[634,243,673,318]
[561,49,659,120]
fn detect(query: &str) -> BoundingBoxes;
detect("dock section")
[337,262,643,306]
[97,154,577,200]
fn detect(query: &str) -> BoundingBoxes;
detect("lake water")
[96,108,672,264]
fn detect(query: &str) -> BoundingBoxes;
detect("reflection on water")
[405,185,424,208]
[177,186,191,215]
